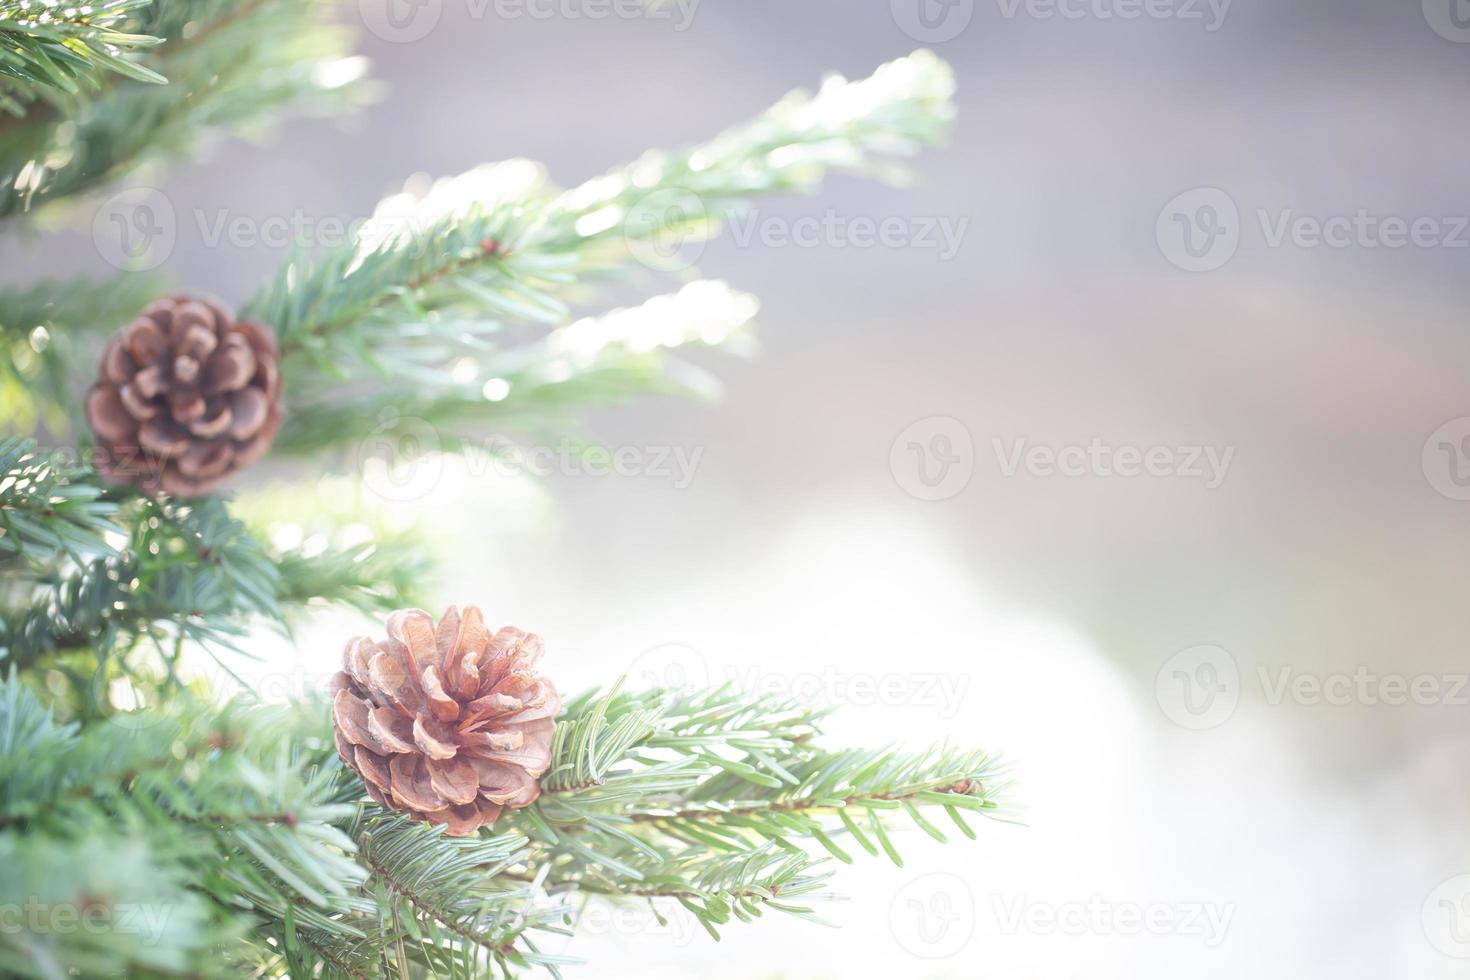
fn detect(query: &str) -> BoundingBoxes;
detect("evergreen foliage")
[0,674,1002,978]
[0,0,365,216]
[0,4,998,972]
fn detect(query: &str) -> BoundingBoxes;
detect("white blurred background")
[5,0,1470,975]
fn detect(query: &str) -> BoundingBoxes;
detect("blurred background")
[4,0,1470,975]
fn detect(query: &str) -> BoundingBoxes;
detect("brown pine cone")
[331,605,560,836]
[84,295,283,497]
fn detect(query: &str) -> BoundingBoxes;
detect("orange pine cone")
[331,605,560,836]
[84,295,283,497]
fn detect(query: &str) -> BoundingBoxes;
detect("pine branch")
[1,670,1006,976]
[271,530,429,617]
[0,44,991,979]
[0,0,368,217]
[0,832,216,978]
[146,493,281,619]
[0,0,165,116]
[0,523,424,680]
[250,50,952,357]
[0,491,283,671]
[274,280,757,457]
[630,744,1003,868]
[245,51,953,458]
[0,443,434,682]
[0,436,118,563]
[353,812,571,973]
[268,930,381,980]
[507,684,1001,935]
[535,683,828,806]
[0,678,365,978]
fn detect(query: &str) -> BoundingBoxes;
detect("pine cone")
[331,606,560,836]
[84,295,283,497]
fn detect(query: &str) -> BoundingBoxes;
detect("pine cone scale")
[370,705,415,752]
[389,754,446,812]
[368,649,422,715]
[412,715,458,759]
[427,756,479,804]
[420,666,460,721]
[388,608,439,670]
[357,746,393,790]
[332,604,559,836]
